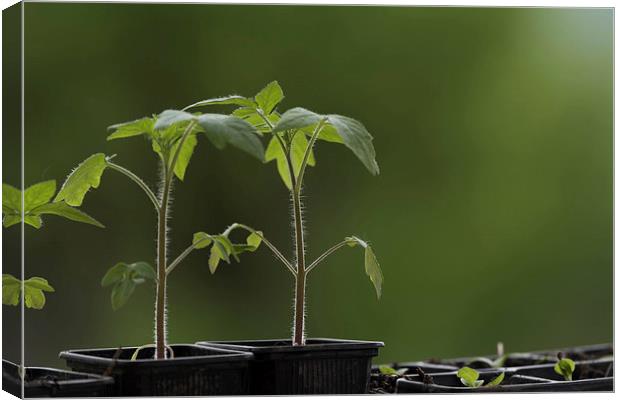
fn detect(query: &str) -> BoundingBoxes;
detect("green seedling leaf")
[192,232,213,249]
[184,95,256,111]
[246,231,262,249]
[301,123,343,143]
[365,245,383,299]
[102,261,156,310]
[101,263,127,287]
[32,202,104,228]
[265,132,316,189]
[170,133,198,181]
[265,135,293,189]
[154,109,196,131]
[231,230,263,255]
[272,109,379,176]
[343,236,383,299]
[55,153,108,207]
[327,114,380,176]
[111,279,136,311]
[24,180,56,211]
[3,183,21,213]
[2,274,21,306]
[24,215,43,229]
[273,107,323,133]
[107,117,155,141]
[208,245,223,274]
[378,365,398,375]
[255,81,284,114]
[2,215,20,228]
[9,277,55,310]
[457,367,483,388]
[554,358,575,381]
[233,107,279,134]
[485,372,505,387]
[197,114,264,160]
[214,236,233,263]
[107,117,154,141]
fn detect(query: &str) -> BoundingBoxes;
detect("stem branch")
[305,240,350,274]
[106,161,160,210]
[228,223,296,276]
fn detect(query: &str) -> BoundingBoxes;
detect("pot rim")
[59,343,253,367]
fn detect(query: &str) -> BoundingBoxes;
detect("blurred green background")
[2,4,612,367]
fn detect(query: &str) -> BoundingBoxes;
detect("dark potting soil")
[369,367,435,394]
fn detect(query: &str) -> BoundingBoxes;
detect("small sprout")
[378,365,408,376]
[3,180,103,228]
[457,367,484,388]
[554,353,576,381]
[457,367,505,388]
[486,372,505,387]
[378,365,398,375]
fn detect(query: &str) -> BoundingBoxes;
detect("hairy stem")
[106,161,160,211]
[305,240,350,274]
[292,188,306,346]
[153,122,196,359]
[291,120,327,346]
[155,167,171,360]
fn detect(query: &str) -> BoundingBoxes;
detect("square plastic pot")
[196,338,383,394]
[2,359,113,397]
[59,344,252,396]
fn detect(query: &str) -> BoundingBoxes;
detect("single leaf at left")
[55,153,108,207]
[2,274,21,306]
[3,184,21,214]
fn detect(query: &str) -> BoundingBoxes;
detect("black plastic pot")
[59,344,252,396]
[2,359,113,397]
[196,338,383,394]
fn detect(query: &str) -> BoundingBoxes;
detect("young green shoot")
[59,108,264,359]
[2,180,103,309]
[554,353,576,381]
[457,367,505,388]
[180,81,383,346]
[378,365,408,376]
